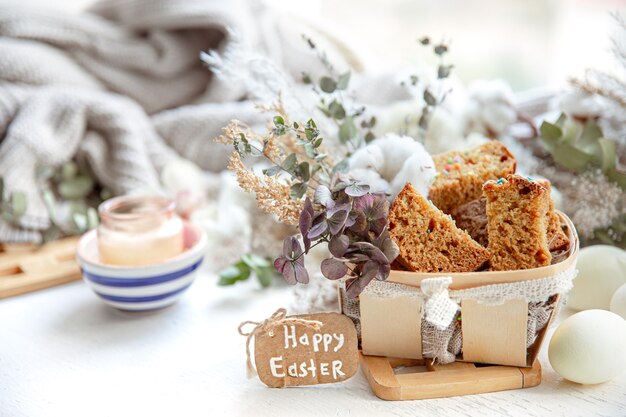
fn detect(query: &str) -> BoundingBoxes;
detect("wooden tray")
[0,236,81,299]
[360,353,541,400]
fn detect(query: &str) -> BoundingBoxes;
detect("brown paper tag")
[254,312,358,388]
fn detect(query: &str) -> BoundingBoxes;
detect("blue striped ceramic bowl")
[76,226,207,311]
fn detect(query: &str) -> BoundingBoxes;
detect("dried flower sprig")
[400,37,454,138]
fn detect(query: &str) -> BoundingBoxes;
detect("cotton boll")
[374,134,427,180]
[161,158,205,195]
[349,144,385,172]
[463,79,517,136]
[424,107,465,154]
[390,152,436,198]
[348,168,390,194]
[568,245,626,311]
[610,283,626,319]
[548,310,626,384]
[559,90,607,119]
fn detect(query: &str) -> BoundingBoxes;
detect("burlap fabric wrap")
[340,262,577,364]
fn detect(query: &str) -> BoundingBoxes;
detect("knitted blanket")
[0,0,367,242]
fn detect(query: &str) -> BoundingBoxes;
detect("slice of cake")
[537,179,570,252]
[483,175,552,271]
[450,197,488,247]
[429,141,516,213]
[389,183,490,272]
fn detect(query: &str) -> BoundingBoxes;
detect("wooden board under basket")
[0,236,81,299]
[360,353,541,400]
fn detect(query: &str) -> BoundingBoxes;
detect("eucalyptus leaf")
[539,121,562,153]
[283,153,298,173]
[72,212,87,232]
[263,166,281,176]
[336,71,351,90]
[423,89,437,106]
[339,117,357,143]
[328,100,346,120]
[304,143,316,158]
[42,190,57,223]
[255,266,274,288]
[331,159,350,176]
[298,162,310,181]
[273,115,285,127]
[552,143,593,173]
[598,138,617,172]
[242,253,271,269]
[319,76,337,93]
[87,207,99,229]
[290,182,308,200]
[0,177,5,201]
[577,120,604,157]
[607,168,626,190]
[61,162,78,181]
[59,176,93,200]
[10,192,26,219]
[218,261,251,286]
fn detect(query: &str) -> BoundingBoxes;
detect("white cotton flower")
[463,79,517,136]
[161,158,205,195]
[558,89,607,119]
[349,134,436,198]
[424,107,466,154]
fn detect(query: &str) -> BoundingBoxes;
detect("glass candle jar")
[97,196,184,266]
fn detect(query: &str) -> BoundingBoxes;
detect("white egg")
[610,283,626,320]
[568,245,626,311]
[548,310,626,384]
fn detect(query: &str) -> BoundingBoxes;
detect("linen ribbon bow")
[238,308,323,377]
[421,277,459,330]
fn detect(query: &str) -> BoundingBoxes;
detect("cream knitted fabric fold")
[0,0,369,242]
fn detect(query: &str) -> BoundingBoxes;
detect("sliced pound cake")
[389,183,490,272]
[429,141,516,214]
[483,175,552,270]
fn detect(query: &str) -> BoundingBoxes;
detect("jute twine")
[238,308,323,377]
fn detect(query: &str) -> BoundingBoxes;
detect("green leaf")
[42,190,57,223]
[87,207,99,229]
[339,117,358,143]
[598,138,617,172]
[328,100,346,120]
[423,89,437,106]
[10,192,26,219]
[273,115,285,127]
[313,137,323,148]
[61,162,78,181]
[72,212,87,232]
[607,168,626,190]
[304,143,316,159]
[437,64,453,79]
[255,266,274,288]
[336,71,351,90]
[283,153,298,173]
[540,121,562,153]
[561,118,582,144]
[263,166,281,176]
[365,131,376,143]
[434,44,448,55]
[59,176,93,200]
[241,253,270,269]
[298,162,310,182]
[552,143,593,173]
[0,177,5,201]
[319,76,337,93]
[218,261,251,286]
[577,120,604,157]
[290,182,308,199]
[331,159,349,176]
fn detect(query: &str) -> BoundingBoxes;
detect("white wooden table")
[1,273,625,417]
